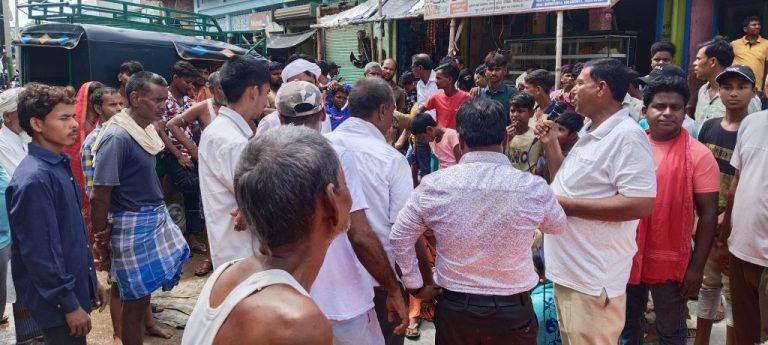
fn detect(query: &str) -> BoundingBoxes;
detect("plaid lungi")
[109,205,190,300]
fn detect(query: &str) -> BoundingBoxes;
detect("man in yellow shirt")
[731,16,768,94]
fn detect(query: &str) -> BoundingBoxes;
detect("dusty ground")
[0,254,727,345]
[0,254,209,345]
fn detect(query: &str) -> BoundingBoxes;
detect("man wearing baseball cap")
[708,64,768,345]
[276,81,408,345]
[256,59,331,136]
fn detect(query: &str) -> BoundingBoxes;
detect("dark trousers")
[161,153,201,235]
[730,253,768,344]
[406,139,432,177]
[434,289,537,345]
[42,325,87,345]
[373,286,407,345]
[619,281,688,345]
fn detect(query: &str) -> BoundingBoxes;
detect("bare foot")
[112,335,123,345]
[146,322,175,339]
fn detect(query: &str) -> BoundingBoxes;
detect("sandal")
[189,242,207,255]
[714,304,726,322]
[195,258,214,276]
[151,303,164,313]
[0,314,7,324]
[405,323,421,339]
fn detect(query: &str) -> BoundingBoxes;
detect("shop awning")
[376,0,423,21]
[267,30,316,49]
[313,0,380,28]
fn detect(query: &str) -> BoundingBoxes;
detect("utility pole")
[377,0,383,61]
[2,0,12,86]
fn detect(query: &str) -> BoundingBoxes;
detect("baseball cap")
[276,81,323,117]
[715,65,756,86]
[637,63,687,85]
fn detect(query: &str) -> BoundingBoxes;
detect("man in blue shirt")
[477,51,517,115]
[6,83,105,345]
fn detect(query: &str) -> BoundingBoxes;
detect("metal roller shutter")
[324,24,369,85]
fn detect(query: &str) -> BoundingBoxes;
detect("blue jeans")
[619,281,688,345]
[406,138,431,177]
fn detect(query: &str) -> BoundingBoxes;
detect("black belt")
[441,289,529,307]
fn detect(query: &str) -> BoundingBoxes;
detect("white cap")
[281,59,321,83]
[0,87,24,115]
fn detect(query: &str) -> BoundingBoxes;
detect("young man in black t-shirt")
[695,65,756,345]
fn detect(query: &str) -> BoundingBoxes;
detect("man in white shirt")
[199,56,270,269]
[409,53,437,180]
[536,58,657,343]
[391,97,567,345]
[721,107,768,345]
[326,78,415,345]
[0,87,30,176]
[273,81,407,344]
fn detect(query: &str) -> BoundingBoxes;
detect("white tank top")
[207,99,218,120]
[181,261,310,345]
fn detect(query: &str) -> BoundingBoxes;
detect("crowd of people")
[0,13,767,345]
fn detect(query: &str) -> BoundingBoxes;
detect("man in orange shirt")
[731,16,768,96]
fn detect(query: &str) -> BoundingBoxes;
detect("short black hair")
[583,58,631,103]
[561,64,572,75]
[287,53,316,64]
[412,54,433,70]
[698,36,734,67]
[651,41,676,57]
[410,113,437,134]
[436,63,460,83]
[642,75,690,108]
[331,84,350,96]
[125,71,168,107]
[171,60,200,79]
[456,98,506,148]
[743,16,761,28]
[316,60,329,76]
[475,64,487,76]
[627,67,641,87]
[454,56,465,65]
[119,60,144,76]
[90,87,119,107]
[484,51,508,69]
[440,56,456,66]
[328,61,339,70]
[348,77,395,119]
[554,111,585,134]
[572,62,585,77]
[219,55,269,103]
[268,61,284,72]
[18,83,76,136]
[524,69,555,91]
[509,92,535,111]
[400,71,416,86]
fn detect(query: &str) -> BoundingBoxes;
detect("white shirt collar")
[337,117,386,143]
[218,107,253,138]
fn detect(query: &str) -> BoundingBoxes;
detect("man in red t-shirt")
[420,63,470,129]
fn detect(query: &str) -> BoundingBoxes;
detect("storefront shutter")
[324,24,369,85]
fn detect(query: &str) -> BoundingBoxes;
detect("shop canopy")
[313,0,423,29]
[423,0,620,20]
[266,30,317,49]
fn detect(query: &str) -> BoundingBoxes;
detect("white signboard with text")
[423,0,617,20]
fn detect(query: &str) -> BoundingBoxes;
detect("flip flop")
[405,324,421,339]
